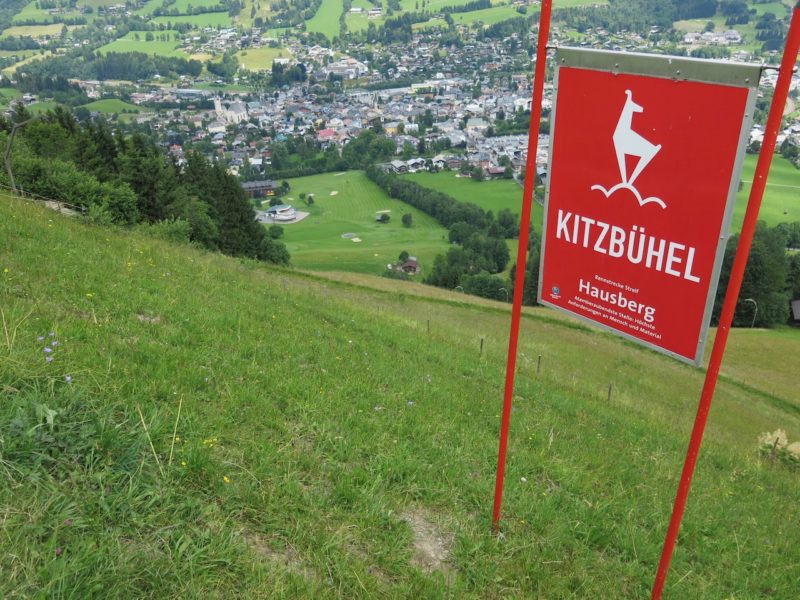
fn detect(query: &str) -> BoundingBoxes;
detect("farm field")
[1,194,799,598]
[734,154,800,228]
[279,171,450,274]
[1,24,64,38]
[234,46,292,71]
[1,51,52,76]
[151,13,233,28]
[305,0,344,39]
[96,30,186,58]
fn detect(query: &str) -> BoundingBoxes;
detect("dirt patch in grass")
[136,314,161,324]
[402,509,453,574]
[243,529,317,580]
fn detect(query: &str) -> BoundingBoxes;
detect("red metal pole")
[492,0,553,531]
[651,5,800,598]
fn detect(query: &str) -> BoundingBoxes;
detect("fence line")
[0,180,87,215]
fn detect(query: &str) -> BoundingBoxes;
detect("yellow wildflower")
[223,475,231,484]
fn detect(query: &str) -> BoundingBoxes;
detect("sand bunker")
[375,209,391,214]
[333,172,346,177]
[351,237,362,243]
[330,191,339,196]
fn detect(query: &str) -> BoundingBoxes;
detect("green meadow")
[80,99,143,113]
[11,1,79,24]
[415,6,520,30]
[1,192,799,598]
[407,155,800,234]
[279,171,450,274]
[305,0,344,39]
[26,100,60,114]
[0,87,22,107]
[451,5,521,27]
[734,154,800,229]
[235,46,291,71]
[399,0,481,9]
[406,171,546,231]
[97,31,185,58]
[553,0,609,7]
[1,24,64,38]
[236,0,274,29]
[163,0,226,12]
[1,51,52,76]
[151,12,233,28]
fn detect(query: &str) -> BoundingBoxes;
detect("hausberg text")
[555,210,702,283]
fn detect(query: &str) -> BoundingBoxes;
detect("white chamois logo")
[591,90,665,209]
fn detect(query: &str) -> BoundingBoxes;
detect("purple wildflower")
[44,347,52,353]
[51,341,59,347]
[45,356,54,363]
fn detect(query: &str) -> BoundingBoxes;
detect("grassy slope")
[2,193,799,598]
[280,170,450,274]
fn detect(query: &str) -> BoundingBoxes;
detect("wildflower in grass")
[2,268,8,273]
[37,336,44,341]
[85,293,94,299]
[180,460,187,467]
[44,347,53,354]
[55,547,62,557]
[49,332,55,337]
[51,341,58,347]
[45,356,53,363]
[758,429,788,449]
[223,475,231,484]
[64,375,72,383]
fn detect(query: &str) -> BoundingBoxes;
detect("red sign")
[539,57,754,363]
